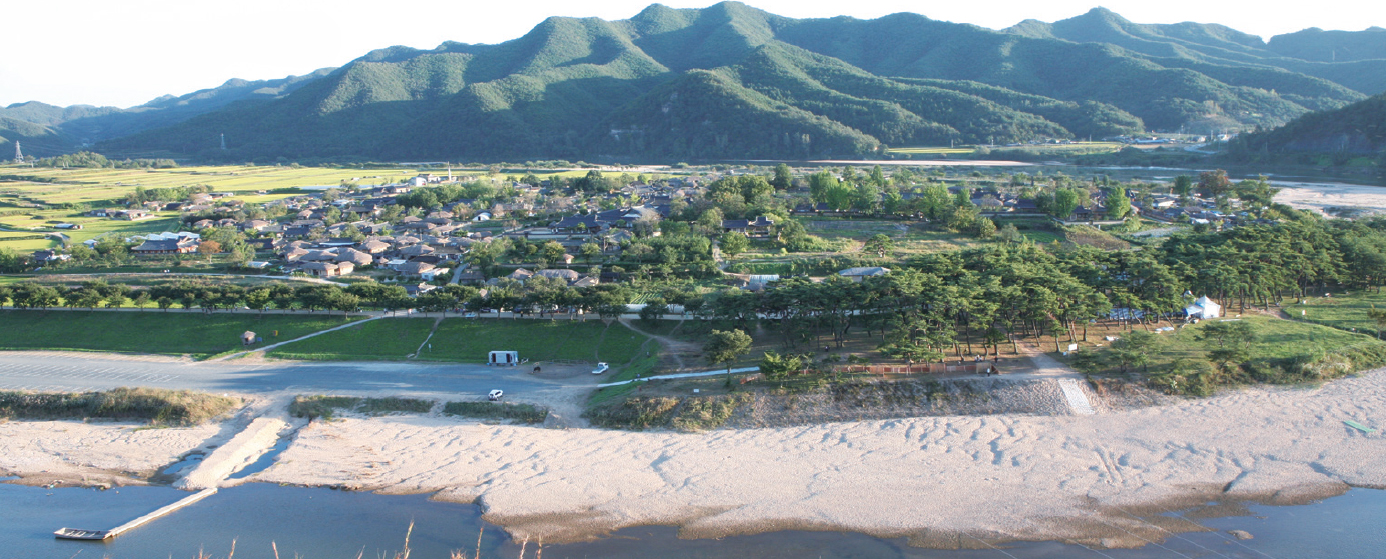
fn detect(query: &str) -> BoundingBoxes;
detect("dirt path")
[215,316,387,361]
[408,317,445,359]
[619,318,701,371]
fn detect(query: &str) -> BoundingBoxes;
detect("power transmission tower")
[13,141,22,163]
[220,133,226,150]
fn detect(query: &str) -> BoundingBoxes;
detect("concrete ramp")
[1057,379,1096,415]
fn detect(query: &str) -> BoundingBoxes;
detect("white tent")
[1185,296,1222,320]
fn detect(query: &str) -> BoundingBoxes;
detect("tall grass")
[442,402,548,424]
[289,396,436,419]
[0,387,239,426]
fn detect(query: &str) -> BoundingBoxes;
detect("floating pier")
[54,487,217,540]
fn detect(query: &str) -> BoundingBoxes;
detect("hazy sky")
[3,0,1383,108]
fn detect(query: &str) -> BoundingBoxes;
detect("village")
[14,164,1271,300]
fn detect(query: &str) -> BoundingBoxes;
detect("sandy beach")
[5,368,1386,548]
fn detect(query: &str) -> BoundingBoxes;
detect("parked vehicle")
[488,389,504,401]
[591,362,609,375]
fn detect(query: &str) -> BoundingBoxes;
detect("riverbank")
[5,368,1386,549]
[262,365,1386,549]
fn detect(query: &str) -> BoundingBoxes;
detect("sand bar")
[5,368,1386,548]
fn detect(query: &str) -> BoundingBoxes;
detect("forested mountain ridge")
[1231,93,1386,158]
[8,2,1385,161]
[0,69,334,157]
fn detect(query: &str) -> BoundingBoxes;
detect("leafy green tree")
[580,242,602,262]
[1198,170,1233,197]
[1197,321,1257,368]
[1173,175,1194,196]
[1105,187,1131,220]
[976,217,997,239]
[869,165,887,187]
[639,298,669,323]
[864,233,893,257]
[808,171,837,205]
[719,231,750,257]
[759,351,806,380]
[771,164,793,190]
[704,329,753,380]
[133,291,151,311]
[245,288,272,316]
[1051,188,1081,219]
[541,241,567,265]
[998,223,1023,243]
[1109,330,1158,374]
[157,296,173,312]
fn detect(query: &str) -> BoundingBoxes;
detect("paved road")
[0,352,562,400]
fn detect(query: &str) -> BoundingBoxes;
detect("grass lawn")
[267,317,652,364]
[1086,315,1386,376]
[267,317,437,361]
[1292,290,1386,339]
[0,310,359,359]
[423,319,649,364]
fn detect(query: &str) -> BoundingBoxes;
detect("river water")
[3,481,1385,559]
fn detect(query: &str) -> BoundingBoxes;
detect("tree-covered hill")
[0,116,77,158]
[1232,93,1386,156]
[4,2,1381,161]
[0,69,334,148]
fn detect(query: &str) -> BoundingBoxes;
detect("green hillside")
[0,1,1370,161]
[0,116,79,158]
[1232,93,1386,155]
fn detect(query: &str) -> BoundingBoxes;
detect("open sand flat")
[250,369,1386,548]
[0,420,221,486]
[1273,180,1386,215]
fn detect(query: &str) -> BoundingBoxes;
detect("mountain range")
[4,2,1386,161]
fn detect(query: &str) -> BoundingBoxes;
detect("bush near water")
[0,387,239,426]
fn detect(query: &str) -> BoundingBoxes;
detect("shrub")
[583,396,680,429]
[289,395,363,420]
[442,401,548,424]
[359,397,434,415]
[0,388,239,426]
[670,394,750,432]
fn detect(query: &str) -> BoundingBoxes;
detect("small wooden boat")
[53,528,111,540]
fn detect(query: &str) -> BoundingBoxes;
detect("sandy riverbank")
[244,367,1386,548]
[5,369,1386,549]
[1273,181,1386,215]
[0,419,223,487]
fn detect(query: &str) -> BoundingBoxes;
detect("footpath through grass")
[267,318,437,361]
[269,317,650,364]
[0,310,358,359]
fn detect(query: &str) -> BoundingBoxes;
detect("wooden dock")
[55,487,217,540]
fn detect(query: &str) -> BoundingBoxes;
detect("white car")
[487,389,504,401]
[591,362,609,375]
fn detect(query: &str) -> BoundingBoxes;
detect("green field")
[267,317,652,364]
[1293,290,1386,338]
[1090,315,1386,376]
[885,147,977,155]
[266,317,439,361]
[0,310,359,359]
